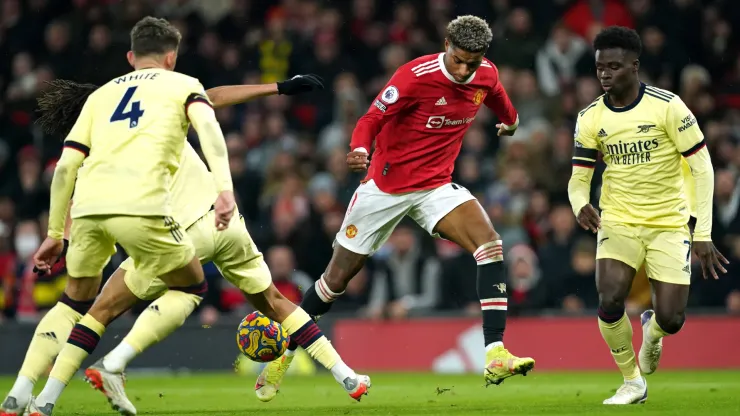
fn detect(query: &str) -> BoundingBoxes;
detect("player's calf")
[2,289,96,413]
[285,245,366,353]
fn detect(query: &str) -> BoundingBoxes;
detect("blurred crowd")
[1,0,739,324]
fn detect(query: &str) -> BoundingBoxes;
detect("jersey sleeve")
[665,96,704,155]
[568,112,599,216]
[184,80,214,117]
[350,67,417,152]
[63,97,94,156]
[666,96,713,240]
[483,65,518,129]
[49,100,94,239]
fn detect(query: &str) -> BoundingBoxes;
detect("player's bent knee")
[598,293,627,315]
[64,276,102,302]
[654,310,685,334]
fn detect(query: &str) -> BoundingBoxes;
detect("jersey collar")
[603,82,645,113]
[438,53,476,85]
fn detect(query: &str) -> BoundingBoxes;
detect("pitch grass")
[2,371,739,415]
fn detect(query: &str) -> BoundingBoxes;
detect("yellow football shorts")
[66,215,194,279]
[596,220,692,285]
[121,210,272,300]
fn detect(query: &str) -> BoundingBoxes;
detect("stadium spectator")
[365,223,442,320]
[0,0,737,323]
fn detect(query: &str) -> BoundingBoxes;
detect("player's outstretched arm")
[205,74,324,108]
[187,93,235,230]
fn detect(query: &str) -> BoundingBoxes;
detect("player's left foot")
[483,345,535,386]
[342,375,371,401]
[0,395,30,416]
[639,310,662,375]
[84,360,137,415]
[27,397,53,416]
[603,377,647,405]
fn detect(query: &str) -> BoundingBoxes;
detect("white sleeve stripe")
[414,66,441,77]
[411,59,439,72]
[502,115,519,130]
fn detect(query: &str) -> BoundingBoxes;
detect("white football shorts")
[335,179,476,255]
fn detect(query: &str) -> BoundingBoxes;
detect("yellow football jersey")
[64,69,213,219]
[171,142,218,229]
[571,83,705,228]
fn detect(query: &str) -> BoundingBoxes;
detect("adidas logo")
[435,97,447,106]
[598,128,608,138]
[683,264,691,274]
[37,331,58,342]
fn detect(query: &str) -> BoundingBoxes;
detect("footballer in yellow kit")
[120,142,271,300]
[567,26,727,406]
[26,17,237,416]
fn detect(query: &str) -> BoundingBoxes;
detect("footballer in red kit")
[255,15,535,402]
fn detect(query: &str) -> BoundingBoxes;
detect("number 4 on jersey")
[111,86,144,128]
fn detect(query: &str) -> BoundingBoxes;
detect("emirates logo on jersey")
[473,89,486,105]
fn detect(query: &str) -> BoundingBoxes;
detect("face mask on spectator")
[15,233,40,259]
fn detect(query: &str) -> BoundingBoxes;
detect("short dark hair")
[446,15,493,53]
[593,26,642,57]
[130,16,181,56]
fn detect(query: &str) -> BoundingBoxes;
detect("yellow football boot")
[255,353,295,402]
[483,345,535,386]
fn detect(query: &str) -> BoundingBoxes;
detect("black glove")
[33,238,69,276]
[276,74,325,96]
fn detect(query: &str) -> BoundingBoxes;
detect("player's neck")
[133,57,166,71]
[607,81,641,108]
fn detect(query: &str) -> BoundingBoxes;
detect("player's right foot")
[603,378,647,404]
[255,353,295,402]
[27,397,53,416]
[342,375,371,401]
[638,310,662,375]
[1,395,30,416]
[84,360,137,415]
[483,345,535,386]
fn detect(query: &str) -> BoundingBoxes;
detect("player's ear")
[164,50,177,70]
[444,38,449,51]
[633,58,640,73]
[126,51,135,68]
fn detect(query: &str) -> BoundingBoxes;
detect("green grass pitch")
[3,371,739,415]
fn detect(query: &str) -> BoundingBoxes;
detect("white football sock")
[7,375,33,401]
[35,378,66,406]
[103,342,138,373]
[330,360,356,384]
[485,341,504,352]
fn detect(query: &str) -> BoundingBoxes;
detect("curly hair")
[36,79,99,138]
[130,16,181,56]
[446,15,493,53]
[593,26,642,56]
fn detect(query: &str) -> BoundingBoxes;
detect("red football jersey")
[351,53,518,194]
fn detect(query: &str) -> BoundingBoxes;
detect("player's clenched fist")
[577,204,601,233]
[347,150,369,172]
[214,190,236,230]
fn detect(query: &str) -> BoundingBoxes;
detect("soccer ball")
[236,311,289,362]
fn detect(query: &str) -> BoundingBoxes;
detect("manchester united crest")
[473,89,485,105]
[345,224,358,239]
